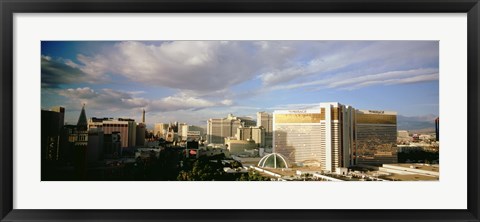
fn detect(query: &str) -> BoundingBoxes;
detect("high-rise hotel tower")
[207,114,256,144]
[257,112,273,148]
[273,102,397,172]
[355,109,397,165]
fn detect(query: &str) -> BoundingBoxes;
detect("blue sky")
[41,41,439,128]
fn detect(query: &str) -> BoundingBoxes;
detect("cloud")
[43,40,439,121]
[76,54,111,80]
[58,87,147,111]
[73,41,269,93]
[265,68,438,93]
[149,93,236,112]
[258,41,439,91]
[259,53,350,87]
[43,41,438,94]
[150,94,215,111]
[59,87,97,99]
[48,41,334,93]
[41,54,112,88]
[56,87,233,113]
[221,99,233,106]
[41,55,87,88]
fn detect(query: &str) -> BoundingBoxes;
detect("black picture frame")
[1,0,479,221]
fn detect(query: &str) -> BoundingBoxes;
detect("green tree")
[230,161,242,168]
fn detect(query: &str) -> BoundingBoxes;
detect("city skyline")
[41,40,439,127]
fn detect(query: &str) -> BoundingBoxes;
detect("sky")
[41,41,439,128]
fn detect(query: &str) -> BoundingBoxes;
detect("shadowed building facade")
[257,112,273,148]
[74,104,89,179]
[41,106,65,180]
[41,106,65,162]
[88,117,137,148]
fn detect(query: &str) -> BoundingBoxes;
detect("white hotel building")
[273,102,397,172]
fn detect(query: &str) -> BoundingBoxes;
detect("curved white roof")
[258,153,289,169]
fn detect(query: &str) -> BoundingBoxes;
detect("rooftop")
[385,163,439,172]
[380,174,439,181]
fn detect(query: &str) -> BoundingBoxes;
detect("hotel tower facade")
[207,114,256,144]
[273,102,397,172]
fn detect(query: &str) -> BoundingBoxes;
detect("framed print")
[1,0,479,221]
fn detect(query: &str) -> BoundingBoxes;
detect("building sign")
[187,131,201,141]
[288,110,307,114]
[368,110,385,114]
[187,131,201,136]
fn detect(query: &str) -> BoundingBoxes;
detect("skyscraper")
[179,123,189,141]
[136,123,146,146]
[207,114,256,144]
[257,112,273,148]
[273,102,397,172]
[136,109,146,146]
[154,123,169,138]
[435,117,439,141]
[273,102,354,171]
[355,110,397,165]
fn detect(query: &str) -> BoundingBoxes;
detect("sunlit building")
[397,130,409,138]
[207,114,256,144]
[186,125,205,141]
[273,102,397,172]
[236,126,266,147]
[355,110,397,165]
[154,123,169,139]
[225,138,257,155]
[179,123,189,141]
[273,102,355,171]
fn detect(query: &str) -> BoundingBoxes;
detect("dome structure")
[258,153,289,169]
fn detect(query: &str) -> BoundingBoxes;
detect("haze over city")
[41,41,439,128]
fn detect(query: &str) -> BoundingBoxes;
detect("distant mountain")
[397,114,437,131]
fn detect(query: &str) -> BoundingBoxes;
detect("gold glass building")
[273,102,397,172]
[355,110,397,166]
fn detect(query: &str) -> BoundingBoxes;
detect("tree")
[230,161,242,168]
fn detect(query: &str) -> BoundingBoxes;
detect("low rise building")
[377,163,439,181]
[225,138,257,155]
[397,130,409,138]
